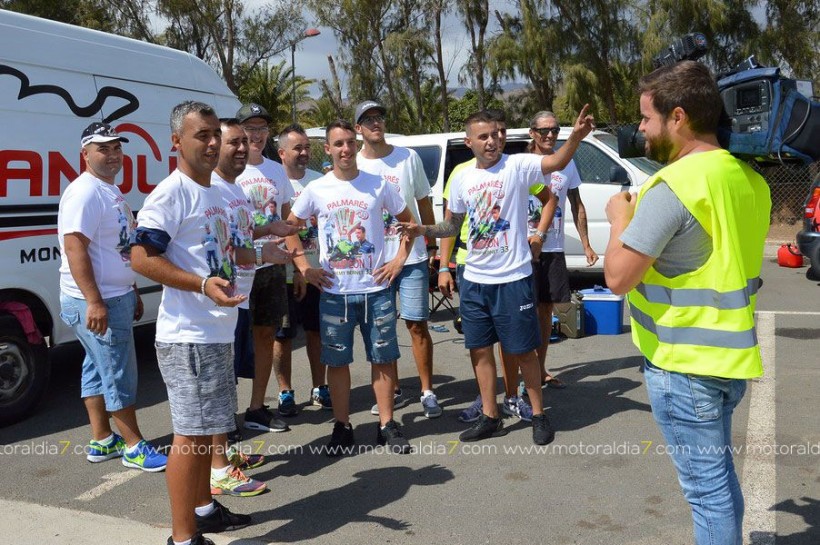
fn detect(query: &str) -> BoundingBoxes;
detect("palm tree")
[237,60,315,128]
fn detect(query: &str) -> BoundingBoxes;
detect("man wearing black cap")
[354,100,442,419]
[234,103,293,431]
[58,122,168,473]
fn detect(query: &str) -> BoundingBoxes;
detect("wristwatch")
[255,245,263,266]
[536,230,547,243]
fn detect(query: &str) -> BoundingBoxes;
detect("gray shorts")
[155,342,238,436]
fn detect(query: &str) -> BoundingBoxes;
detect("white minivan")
[387,128,663,270]
[0,10,240,425]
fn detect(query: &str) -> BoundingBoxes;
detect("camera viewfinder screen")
[737,87,761,109]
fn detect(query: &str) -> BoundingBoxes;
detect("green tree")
[456,0,490,110]
[238,61,314,128]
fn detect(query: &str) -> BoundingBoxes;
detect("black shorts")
[276,283,321,339]
[532,252,571,304]
[249,265,289,328]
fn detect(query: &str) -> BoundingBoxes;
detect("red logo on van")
[0,122,175,198]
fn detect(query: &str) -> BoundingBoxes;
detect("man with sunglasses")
[527,111,599,391]
[354,100,442,419]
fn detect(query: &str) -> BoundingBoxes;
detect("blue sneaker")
[458,394,483,423]
[122,440,167,472]
[502,396,533,422]
[86,433,125,463]
[278,390,299,417]
[311,385,332,410]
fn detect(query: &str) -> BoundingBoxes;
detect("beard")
[645,126,673,163]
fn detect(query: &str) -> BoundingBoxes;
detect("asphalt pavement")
[1,248,817,545]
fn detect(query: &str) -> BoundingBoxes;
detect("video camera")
[618,32,819,165]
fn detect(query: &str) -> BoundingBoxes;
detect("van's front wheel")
[0,316,49,426]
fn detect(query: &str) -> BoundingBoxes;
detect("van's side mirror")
[610,165,630,185]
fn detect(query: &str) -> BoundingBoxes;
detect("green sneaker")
[86,433,126,463]
[121,440,168,472]
[210,466,267,497]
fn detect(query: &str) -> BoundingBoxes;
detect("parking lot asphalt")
[1,251,818,545]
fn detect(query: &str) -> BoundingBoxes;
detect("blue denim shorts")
[59,291,138,412]
[459,275,541,354]
[319,289,400,366]
[391,260,430,321]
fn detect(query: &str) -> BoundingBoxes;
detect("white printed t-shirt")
[449,153,543,284]
[212,172,256,309]
[286,169,323,279]
[290,171,407,295]
[136,170,237,344]
[526,160,582,252]
[235,157,294,269]
[58,172,136,299]
[357,146,429,265]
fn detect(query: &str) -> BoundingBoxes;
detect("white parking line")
[75,471,140,501]
[743,311,777,545]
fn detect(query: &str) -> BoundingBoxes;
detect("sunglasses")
[359,114,385,125]
[532,127,560,136]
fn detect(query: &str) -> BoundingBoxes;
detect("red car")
[796,173,820,278]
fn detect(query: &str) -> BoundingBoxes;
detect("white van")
[387,128,663,270]
[0,10,240,425]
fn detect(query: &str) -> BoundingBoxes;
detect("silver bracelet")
[200,276,209,296]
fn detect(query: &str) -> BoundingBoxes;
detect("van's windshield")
[596,133,663,175]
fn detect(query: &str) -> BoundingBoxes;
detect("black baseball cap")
[81,122,129,147]
[236,103,272,124]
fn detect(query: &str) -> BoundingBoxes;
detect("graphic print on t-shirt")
[201,209,235,284]
[325,206,375,274]
[466,186,510,254]
[381,173,401,245]
[115,196,136,261]
[246,184,281,225]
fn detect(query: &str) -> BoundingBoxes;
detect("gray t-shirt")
[620,182,712,277]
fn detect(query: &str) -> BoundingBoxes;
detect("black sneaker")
[377,420,412,454]
[166,532,215,545]
[244,406,289,432]
[195,500,251,533]
[278,390,299,417]
[325,421,355,457]
[459,414,505,442]
[531,413,555,445]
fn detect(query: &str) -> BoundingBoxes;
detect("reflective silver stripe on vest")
[629,303,758,349]
[635,277,761,310]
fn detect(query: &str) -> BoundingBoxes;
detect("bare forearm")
[131,245,202,292]
[541,131,583,174]
[575,207,591,247]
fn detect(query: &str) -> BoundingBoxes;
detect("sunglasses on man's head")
[532,127,560,136]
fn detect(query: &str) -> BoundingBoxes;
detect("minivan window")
[554,140,624,184]
[409,145,442,188]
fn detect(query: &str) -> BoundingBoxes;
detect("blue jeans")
[319,289,400,366]
[644,360,747,545]
[59,291,138,411]
[391,260,430,321]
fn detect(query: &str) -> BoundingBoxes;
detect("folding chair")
[429,258,458,317]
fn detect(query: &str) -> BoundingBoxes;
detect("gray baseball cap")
[81,122,129,147]
[236,103,272,124]
[354,100,386,124]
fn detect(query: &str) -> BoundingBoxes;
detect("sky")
[250,1,510,96]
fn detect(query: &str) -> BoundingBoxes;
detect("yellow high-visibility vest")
[628,149,771,378]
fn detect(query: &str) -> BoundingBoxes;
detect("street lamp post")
[291,28,321,124]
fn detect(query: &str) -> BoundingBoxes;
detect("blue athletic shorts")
[319,289,400,366]
[459,275,541,354]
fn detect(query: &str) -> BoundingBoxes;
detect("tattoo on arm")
[423,212,465,239]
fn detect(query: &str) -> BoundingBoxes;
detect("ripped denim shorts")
[319,289,400,366]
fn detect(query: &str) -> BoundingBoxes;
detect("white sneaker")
[420,391,442,418]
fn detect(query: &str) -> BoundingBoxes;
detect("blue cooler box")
[579,287,624,335]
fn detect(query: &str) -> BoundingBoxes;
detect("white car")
[387,128,663,270]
